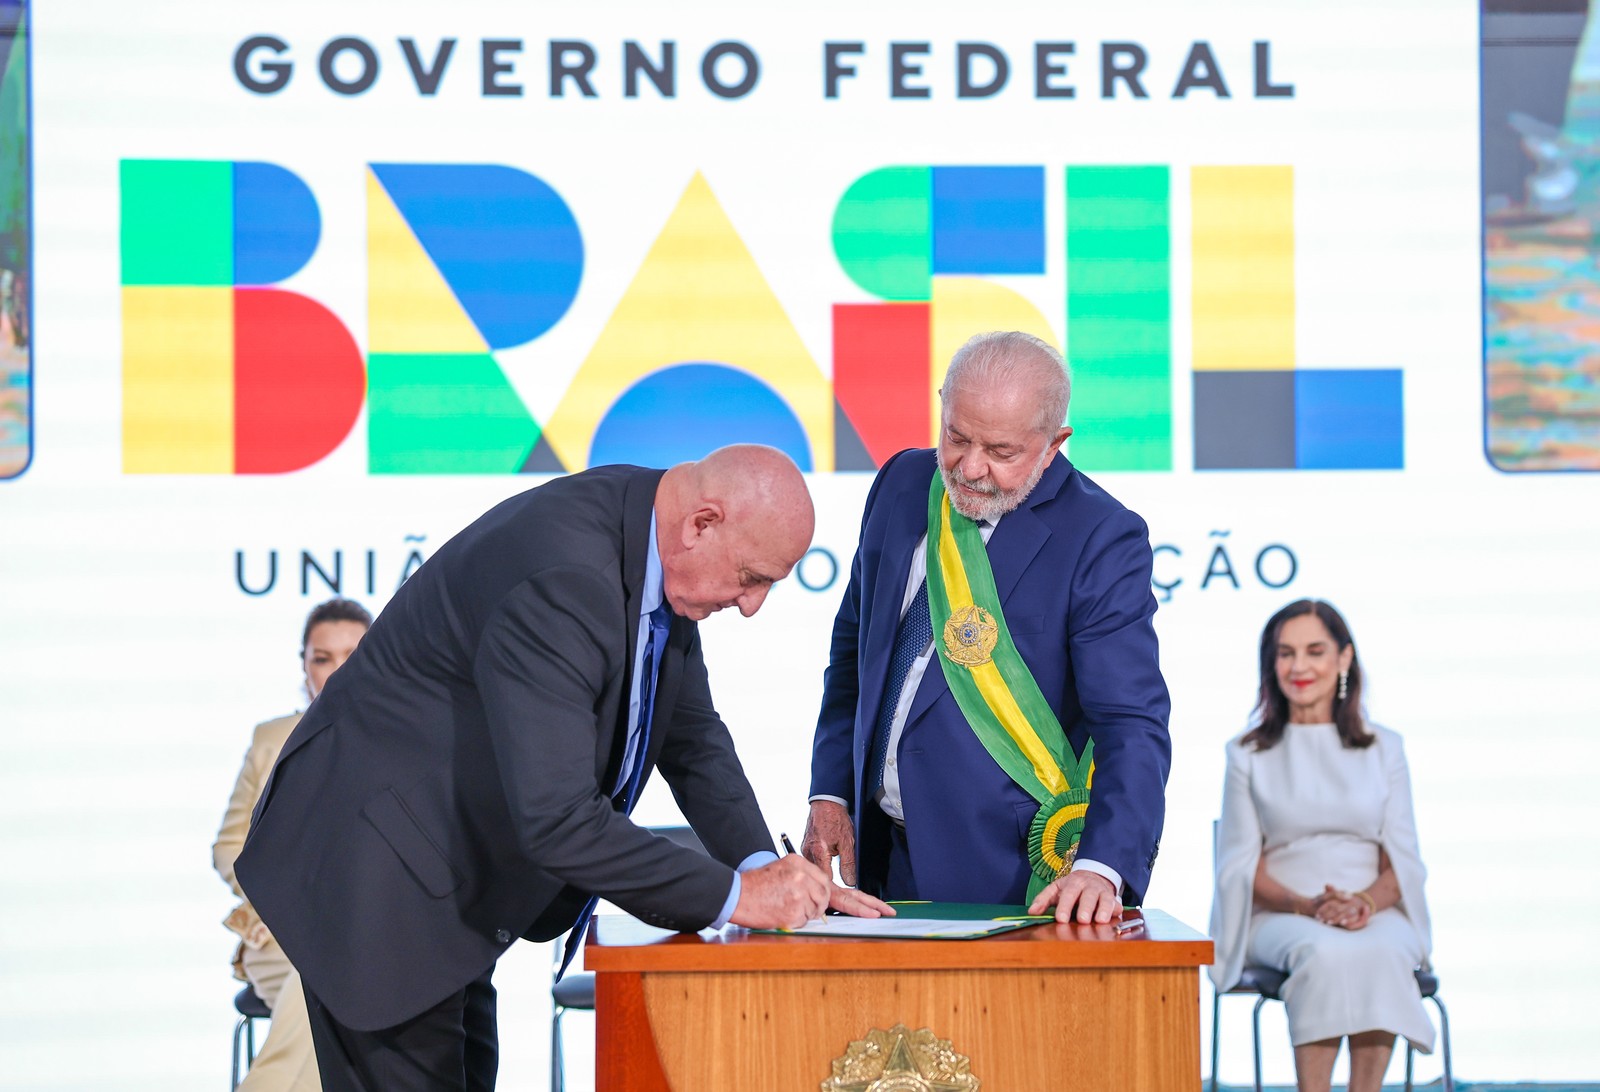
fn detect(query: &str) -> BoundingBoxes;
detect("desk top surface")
[585,908,1213,973]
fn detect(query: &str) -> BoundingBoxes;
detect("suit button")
[495,929,512,944]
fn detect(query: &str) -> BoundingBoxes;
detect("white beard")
[937,448,1052,523]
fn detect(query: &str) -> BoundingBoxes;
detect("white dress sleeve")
[1376,726,1433,962]
[1209,736,1261,990]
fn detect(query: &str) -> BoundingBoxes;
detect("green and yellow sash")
[924,476,1094,902]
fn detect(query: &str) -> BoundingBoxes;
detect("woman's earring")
[1337,670,1349,702]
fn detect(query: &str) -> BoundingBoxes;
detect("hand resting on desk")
[1028,870,1123,924]
[730,852,895,930]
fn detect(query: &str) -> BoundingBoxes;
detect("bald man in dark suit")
[237,445,889,1091]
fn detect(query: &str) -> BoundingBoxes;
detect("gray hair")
[940,331,1071,434]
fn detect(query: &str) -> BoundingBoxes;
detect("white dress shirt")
[634,514,773,927]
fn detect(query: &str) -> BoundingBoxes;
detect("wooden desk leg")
[595,972,672,1092]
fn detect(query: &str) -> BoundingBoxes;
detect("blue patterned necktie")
[617,602,672,807]
[868,577,934,796]
[559,601,672,978]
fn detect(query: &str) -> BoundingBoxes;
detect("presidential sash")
[924,476,1095,902]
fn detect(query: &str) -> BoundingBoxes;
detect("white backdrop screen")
[2,1,1598,1087]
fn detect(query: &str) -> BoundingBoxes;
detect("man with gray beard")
[803,331,1171,922]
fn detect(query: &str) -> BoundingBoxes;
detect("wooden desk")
[586,909,1213,1091]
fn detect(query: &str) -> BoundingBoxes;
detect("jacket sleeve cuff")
[1071,857,1125,901]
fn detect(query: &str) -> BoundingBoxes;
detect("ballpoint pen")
[1114,916,1145,933]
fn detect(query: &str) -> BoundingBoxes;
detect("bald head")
[691,444,815,556]
[654,444,815,620]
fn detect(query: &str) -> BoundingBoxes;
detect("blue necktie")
[559,602,672,978]
[618,602,672,807]
[868,578,933,796]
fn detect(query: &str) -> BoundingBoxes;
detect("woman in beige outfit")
[214,598,371,1091]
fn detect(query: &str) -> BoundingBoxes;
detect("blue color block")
[233,162,320,285]
[371,164,583,350]
[930,166,1046,275]
[590,363,813,470]
[1294,369,1404,470]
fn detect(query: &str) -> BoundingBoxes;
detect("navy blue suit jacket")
[811,449,1171,904]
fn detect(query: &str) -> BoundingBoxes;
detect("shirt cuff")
[711,850,780,929]
[1071,857,1124,901]
[808,794,849,807]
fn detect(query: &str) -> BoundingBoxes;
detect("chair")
[1209,965,1454,1092]
[550,959,595,1092]
[230,984,271,1089]
[550,824,706,1092]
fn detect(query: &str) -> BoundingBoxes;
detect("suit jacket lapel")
[987,454,1068,602]
[859,459,935,747]
[610,469,666,790]
[620,470,663,666]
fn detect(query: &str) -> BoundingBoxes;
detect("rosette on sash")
[925,477,1095,902]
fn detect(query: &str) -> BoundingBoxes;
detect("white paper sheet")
[771,916,1033,939]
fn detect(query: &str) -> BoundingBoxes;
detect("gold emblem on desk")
[821,1023,979,1091]
[942,605,998,667]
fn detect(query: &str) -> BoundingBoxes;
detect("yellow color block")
[1191,166,1294,372]
[367,169,487,355]
[542,172,833,470]
[122,286,233,473]
[930,278,1061,443]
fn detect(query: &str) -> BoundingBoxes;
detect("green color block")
[0,7,30,271]
[367,353,541,474]
[832,167,932,301]
[120,160,233,286]
[1066,167,1172,472]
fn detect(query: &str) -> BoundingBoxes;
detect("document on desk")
[759,905,1053,940]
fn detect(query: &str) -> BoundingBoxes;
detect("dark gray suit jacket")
[236,466,775,1030]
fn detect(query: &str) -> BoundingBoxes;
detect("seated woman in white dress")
[1210,598,1434,1092]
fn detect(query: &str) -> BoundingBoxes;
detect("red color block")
[833,302,931,465]
[233,288,365,474]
